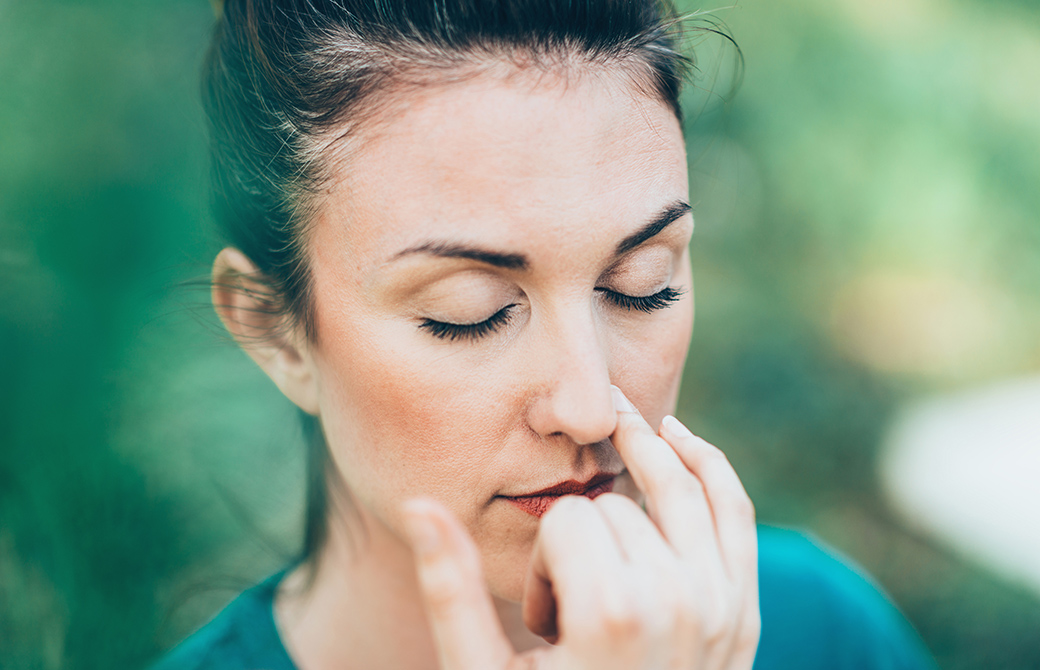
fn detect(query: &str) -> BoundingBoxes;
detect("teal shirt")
[153,527,936,670]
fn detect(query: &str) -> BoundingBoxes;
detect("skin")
[214,63,759,669]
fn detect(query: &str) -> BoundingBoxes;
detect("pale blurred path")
[881,377,1040,597]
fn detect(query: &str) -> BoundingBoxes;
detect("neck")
[273,504,546,669]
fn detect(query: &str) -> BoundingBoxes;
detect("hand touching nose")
[402,385,760,670]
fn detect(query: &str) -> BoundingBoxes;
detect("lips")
[502,473,616,518]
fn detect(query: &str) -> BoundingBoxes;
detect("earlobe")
[212,247,321,415]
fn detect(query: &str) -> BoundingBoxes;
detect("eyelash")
[419,304,517,342]
[419,286,684,341]
[596,286,685,313]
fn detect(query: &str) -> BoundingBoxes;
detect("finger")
[718,596,762,670]
[522,495,627,643]
[659,415,758,581]
[402,498,514,670]
[609,385,722,566]
[592,492,674,566]
[594,492,711,670]
[658,415,761,670]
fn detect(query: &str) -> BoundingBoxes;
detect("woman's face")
[305,65,693,600]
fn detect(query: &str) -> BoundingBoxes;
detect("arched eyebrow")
[392,241,528,270]
[391,199,691,270]
[615,200,691,255]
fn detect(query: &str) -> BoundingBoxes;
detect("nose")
[525,308,617,446]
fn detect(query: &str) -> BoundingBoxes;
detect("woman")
[156,1,935,668]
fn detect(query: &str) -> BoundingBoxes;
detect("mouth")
[500,472,617,518]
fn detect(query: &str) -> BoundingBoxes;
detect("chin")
[483,550,531,603]
[477,519,539,602]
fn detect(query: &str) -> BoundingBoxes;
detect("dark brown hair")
[203,0,694,565]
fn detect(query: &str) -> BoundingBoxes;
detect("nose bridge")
[528,299,616,445]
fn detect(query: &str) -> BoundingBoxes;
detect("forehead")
[309,65,688,271]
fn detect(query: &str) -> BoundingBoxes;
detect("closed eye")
[418,286,682,342]
[419,304,517,341]
[596,286,685,313]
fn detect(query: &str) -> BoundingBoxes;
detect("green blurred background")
[2,0,1039,667]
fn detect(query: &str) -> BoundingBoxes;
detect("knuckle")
[674,597,700,633]
[651,585,690,637]
[693,594,736,648]
[597,593,645,640]
[636,573,682,638]
[741,607,763,648]
[671,577,700,629]
[602,608,644,640]
[738,494,757,523]
[643,608,672,642]
[701,444,730,467]
[723,491,756,525]
[699,613,730,648]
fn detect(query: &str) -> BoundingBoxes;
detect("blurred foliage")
[1,0,1039,668]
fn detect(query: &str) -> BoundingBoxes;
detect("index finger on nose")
[609,385,687,495]
[609,385,719,563]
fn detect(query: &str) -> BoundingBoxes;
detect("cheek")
[311,307,516,523]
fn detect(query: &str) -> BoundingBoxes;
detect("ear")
[212,247,321,415]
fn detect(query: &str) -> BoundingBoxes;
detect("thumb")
[402,498,515,670]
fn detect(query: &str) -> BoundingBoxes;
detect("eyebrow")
[392,199,691,270]
[615,200,692,255]
[393,241,529,270]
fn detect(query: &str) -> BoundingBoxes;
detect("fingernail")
[661,414,693,439]
[610,385,638,413]
[402,505,441,556]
